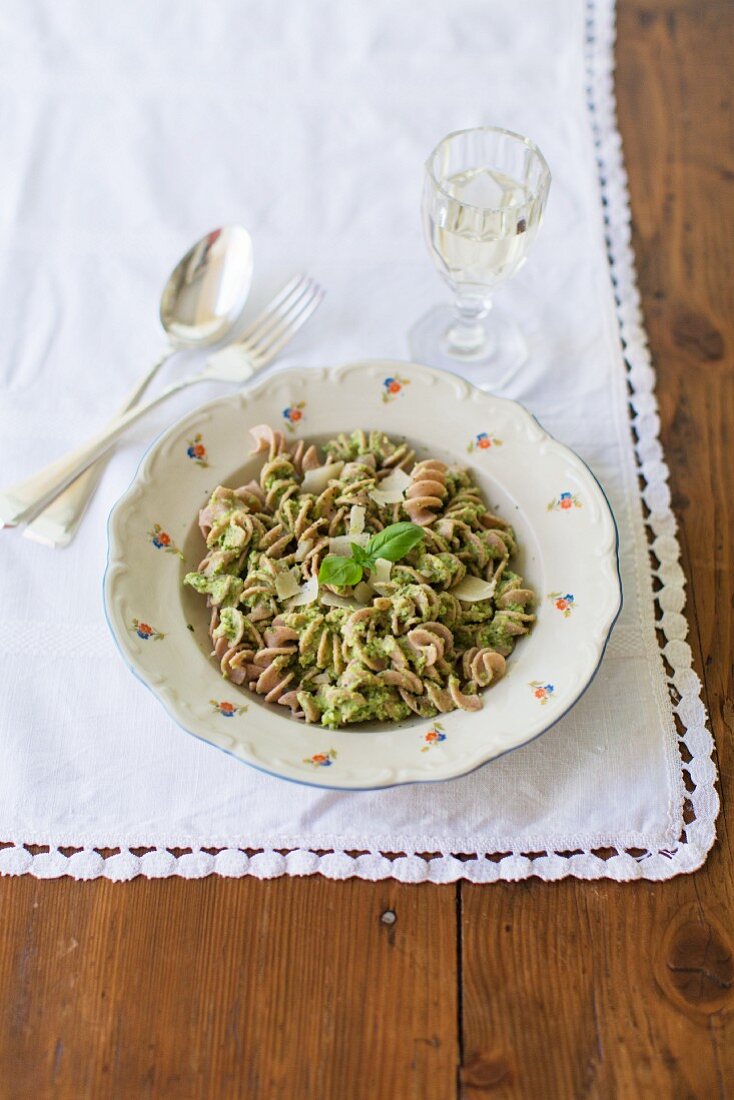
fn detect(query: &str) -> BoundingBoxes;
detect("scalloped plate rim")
[103,358,623,790]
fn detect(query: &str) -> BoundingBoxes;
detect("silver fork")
[24,272,322,547]
[0,275,325,531]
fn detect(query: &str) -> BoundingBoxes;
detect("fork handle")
[0,372,201,528]
[23,346,176,547]
[23,461,111,547]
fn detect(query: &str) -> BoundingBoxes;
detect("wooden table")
[1,3,731,1096]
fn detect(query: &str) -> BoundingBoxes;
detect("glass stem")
[446,295,491,355]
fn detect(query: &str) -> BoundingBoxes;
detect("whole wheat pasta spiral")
[184,426,536,728]
[403,460,449,526]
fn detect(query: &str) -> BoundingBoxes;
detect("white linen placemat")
[0,0,717,882]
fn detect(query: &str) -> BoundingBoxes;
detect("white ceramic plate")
[104,360,621,789]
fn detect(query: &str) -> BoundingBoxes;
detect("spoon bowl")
[160,225,254,346]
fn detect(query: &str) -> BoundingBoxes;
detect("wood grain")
[0,2,732,1098]
[460,1,734,1096]
[0,876,458,1099]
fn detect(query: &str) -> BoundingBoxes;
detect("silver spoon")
[22,224,254,547]
[1,274,323,533]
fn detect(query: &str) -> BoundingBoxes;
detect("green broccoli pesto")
[460,598,495,624]
[475,614,516,653]
[416,551,463,587]
[317,684,411,728]
[185,428,537,729]
[213,607,244,643]
[219,523,249,551]
[184,571,243,607]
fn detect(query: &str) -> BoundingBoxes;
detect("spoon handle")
[22,346,176,547]
[0,370,202,529]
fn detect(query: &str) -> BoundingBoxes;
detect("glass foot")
[408,303,527,392]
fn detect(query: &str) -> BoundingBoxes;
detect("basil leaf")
[365,522,425,563]
[318,555,364,587]
[351,542,371,568]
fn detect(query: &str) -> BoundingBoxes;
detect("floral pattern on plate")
[467,432,503,453]
[382,376,410,402]
[548,592,576,617]
[148,523,183,558]
[420,722,447,752]
[186,433,209,468]
[529,681,555,704]
[303,749,337,767]
[283,402,306,432]
[131,619,165,641]
[547,490,581,512]
[210,699,248,718]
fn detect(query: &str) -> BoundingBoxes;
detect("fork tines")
[237,274,325,367]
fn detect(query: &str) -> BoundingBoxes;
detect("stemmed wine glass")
[409,126,551,390]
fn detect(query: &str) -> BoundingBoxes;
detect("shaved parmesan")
[353,581,374,605]
[451,575,497,602]
[370,490,398,506]
[285,574,319,608]
[349,504,366,535]
[294,538,314,562]
[382,467,412,492]
[369,467,411,506]
[274,571,301,600]
[363,558,394,598]
[301,461,345,495]
[328,533,370,556]
[371,558,393,584]
[320,591,362,610]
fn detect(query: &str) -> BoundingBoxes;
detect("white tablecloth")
[0,0,716,881]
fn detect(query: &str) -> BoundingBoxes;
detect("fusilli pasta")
[184,427,536,728]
